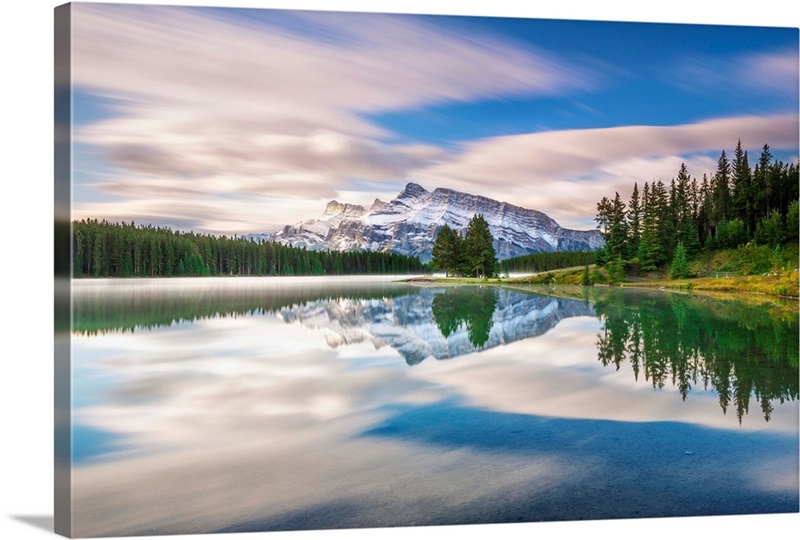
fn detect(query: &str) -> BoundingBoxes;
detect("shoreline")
[399,273,800,303]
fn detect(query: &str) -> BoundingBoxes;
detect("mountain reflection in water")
[67,279,798,536]
[72,280,798,421]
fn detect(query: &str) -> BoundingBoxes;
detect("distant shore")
[400,270,800,301]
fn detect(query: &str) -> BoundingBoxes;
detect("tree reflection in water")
[431,287,498,348]
[71,279,797,423]
[591,288,799,422]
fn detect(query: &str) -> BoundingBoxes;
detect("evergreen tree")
[753,144,773,223]
[627,182,642,258]
[638,182,662,272]
[731,139,753,233]
[754,210,784,247]
[463,214,497,278]
[718,218,747,248]
[581,265,591,286]
[787,200,799,241]
[669,241,689,279]
[711,150,732,228]
[652,180,672,263]
[595,196,612,236]
[432,224,458,276]
[605,192,628,259]
[607,256,625,282]
[674,163,699,255]
[698,174,712,242]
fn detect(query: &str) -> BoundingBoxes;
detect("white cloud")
[672,48,799,98]
[69,5,799,234]
[71,3,591,233]
[413,113,799,228]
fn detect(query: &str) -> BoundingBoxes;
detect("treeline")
[73,285,412,334]
[594,141,799,277]
[499,251,596,274]
[73,219,430,277]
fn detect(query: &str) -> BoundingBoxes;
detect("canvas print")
[54,2,799,538]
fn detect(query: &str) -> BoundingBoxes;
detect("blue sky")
[70,3,799,233]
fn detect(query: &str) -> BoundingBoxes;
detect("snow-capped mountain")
[253,183,604,262]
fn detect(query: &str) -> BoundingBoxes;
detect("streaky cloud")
[414,113,799,228]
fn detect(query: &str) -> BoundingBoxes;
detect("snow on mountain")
[255,183,604,261]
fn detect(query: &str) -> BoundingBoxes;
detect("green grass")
[415,242,800,300]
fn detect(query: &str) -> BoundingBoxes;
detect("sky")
[68,2,799,234]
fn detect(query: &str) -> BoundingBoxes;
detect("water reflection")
[432,287,498,347]
[67,279,798,536]
[72,281,799,421]
[589,288,799,422]
[73,281,596,365]
[72,277,412,335]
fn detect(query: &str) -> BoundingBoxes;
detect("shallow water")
[67,277,799,536]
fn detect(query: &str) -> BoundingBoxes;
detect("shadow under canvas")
[10,515,54,533]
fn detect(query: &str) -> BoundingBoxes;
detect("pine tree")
[787,200,799,241]
[432,224,457,276]
[731,139,753,233]
[754,210,784,247]
[581,265,591,286]
[607,256,625,282]
[606,192,628,259]
[652,180,672,263]
[438,224,468,276]
[595,196,612,236]
[674,163,698,254]
[711,150,732,228]
[753,144,773,223]
[627,182,642,258]
[669,241,689,279]
[463,214,497,278]
[638,182,662,272]
[698,174,711,241]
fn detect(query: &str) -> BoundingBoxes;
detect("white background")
[1,1,798,539]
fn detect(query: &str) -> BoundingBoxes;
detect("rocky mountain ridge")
[253,183,604,261]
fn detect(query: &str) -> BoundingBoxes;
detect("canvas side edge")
[54,3,73,538]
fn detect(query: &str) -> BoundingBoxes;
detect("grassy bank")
[407,243,800,300]
[505,265,798,298]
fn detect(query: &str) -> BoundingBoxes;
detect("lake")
[67,276,799,537]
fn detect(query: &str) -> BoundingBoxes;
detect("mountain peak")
[323,200,365,217]
[399,182,429,199]
[323,200,343,215]
[268,183,604,261]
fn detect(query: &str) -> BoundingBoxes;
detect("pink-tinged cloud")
[72,5,586,117]
[70,3,595,232]
[742,49,800,93]
[413,113,799,229]
[671,48,799,97]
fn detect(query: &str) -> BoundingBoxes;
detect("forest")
[499,250,596,274]
[72,219,430,277]
[593,141,799,278]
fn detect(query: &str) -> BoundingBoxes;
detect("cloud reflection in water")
[69,279,798,536]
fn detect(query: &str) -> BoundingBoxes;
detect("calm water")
[68,277,799,536]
